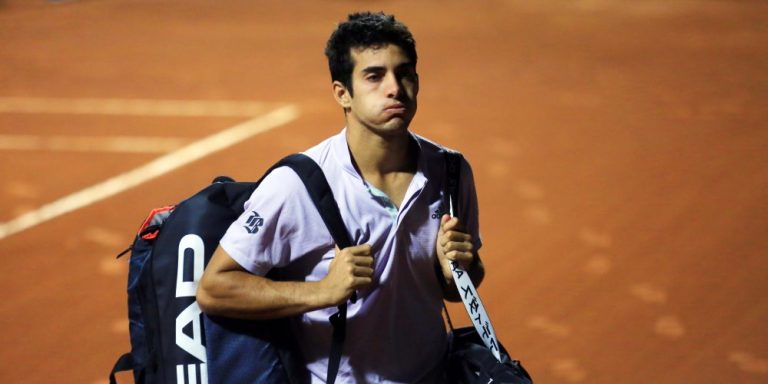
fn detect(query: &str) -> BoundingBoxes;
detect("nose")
[384,73,402,98]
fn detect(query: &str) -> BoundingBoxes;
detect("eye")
[397,68,418,83]
[365,73,382,82]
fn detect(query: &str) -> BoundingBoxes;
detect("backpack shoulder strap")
[271,153,349,384]
[274,154,352,249]
[443,149,464,218]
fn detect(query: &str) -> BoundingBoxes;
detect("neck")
[345,127,416,177]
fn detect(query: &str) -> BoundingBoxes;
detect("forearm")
[198,244,373,320]
[197,267,332,320]
[198,270,332,320]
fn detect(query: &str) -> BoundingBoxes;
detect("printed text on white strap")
[449,196,501,361]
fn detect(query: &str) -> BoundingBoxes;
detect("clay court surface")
[1,1,767,383]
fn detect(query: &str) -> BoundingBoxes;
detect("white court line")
[0,135,191,153]
[0,105,299,240]
[0,97,271,117]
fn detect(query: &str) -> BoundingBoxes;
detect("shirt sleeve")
[218,166,324,276]
[458,157,483,253]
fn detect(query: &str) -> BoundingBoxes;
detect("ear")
[332,81,352,109]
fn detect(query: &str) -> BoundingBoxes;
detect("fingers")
[336,245,374,265]
[439,230,472,247]
[436,216,476,280]
[440,214,451,229]
[439,229,472,253]
[348,243,373,255]
[342,261,373,291]
[440,215,464,233]
[437,215,473,254]
[439,216,470,248]
[441,242,473,258]
[444,250,474,266]
[337,243,372,256]
[438,225,474,268]
[352,255,374,268]
[334,244,374,279]
[350,275,373,289]
[324,244,375,306]
[353,265,374,276]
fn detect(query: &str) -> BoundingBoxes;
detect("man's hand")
[320,244,375,306]
[436,214,475,282]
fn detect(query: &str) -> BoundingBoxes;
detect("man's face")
[342,44,419,136]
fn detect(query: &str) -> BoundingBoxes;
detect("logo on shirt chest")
[431,202,446,220]
[244,211,264,234]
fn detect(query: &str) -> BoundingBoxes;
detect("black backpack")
[110,154,351,384]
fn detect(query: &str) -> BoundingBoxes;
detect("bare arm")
[197,244,374,320]
[435,214,485,302]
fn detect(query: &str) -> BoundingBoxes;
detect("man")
[197,12,484,383]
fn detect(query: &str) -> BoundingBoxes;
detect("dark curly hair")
[324,12,417,96]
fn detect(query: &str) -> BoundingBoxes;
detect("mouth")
[384,104,408,114]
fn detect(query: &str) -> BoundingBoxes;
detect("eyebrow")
[360,63,416,74]
[361,66,386,74]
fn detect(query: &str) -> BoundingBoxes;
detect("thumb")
[440,214,451,232]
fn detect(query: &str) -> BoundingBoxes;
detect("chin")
[377,119,411,136]
[353,114,414,138]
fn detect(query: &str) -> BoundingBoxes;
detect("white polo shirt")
[219,129,482,383]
